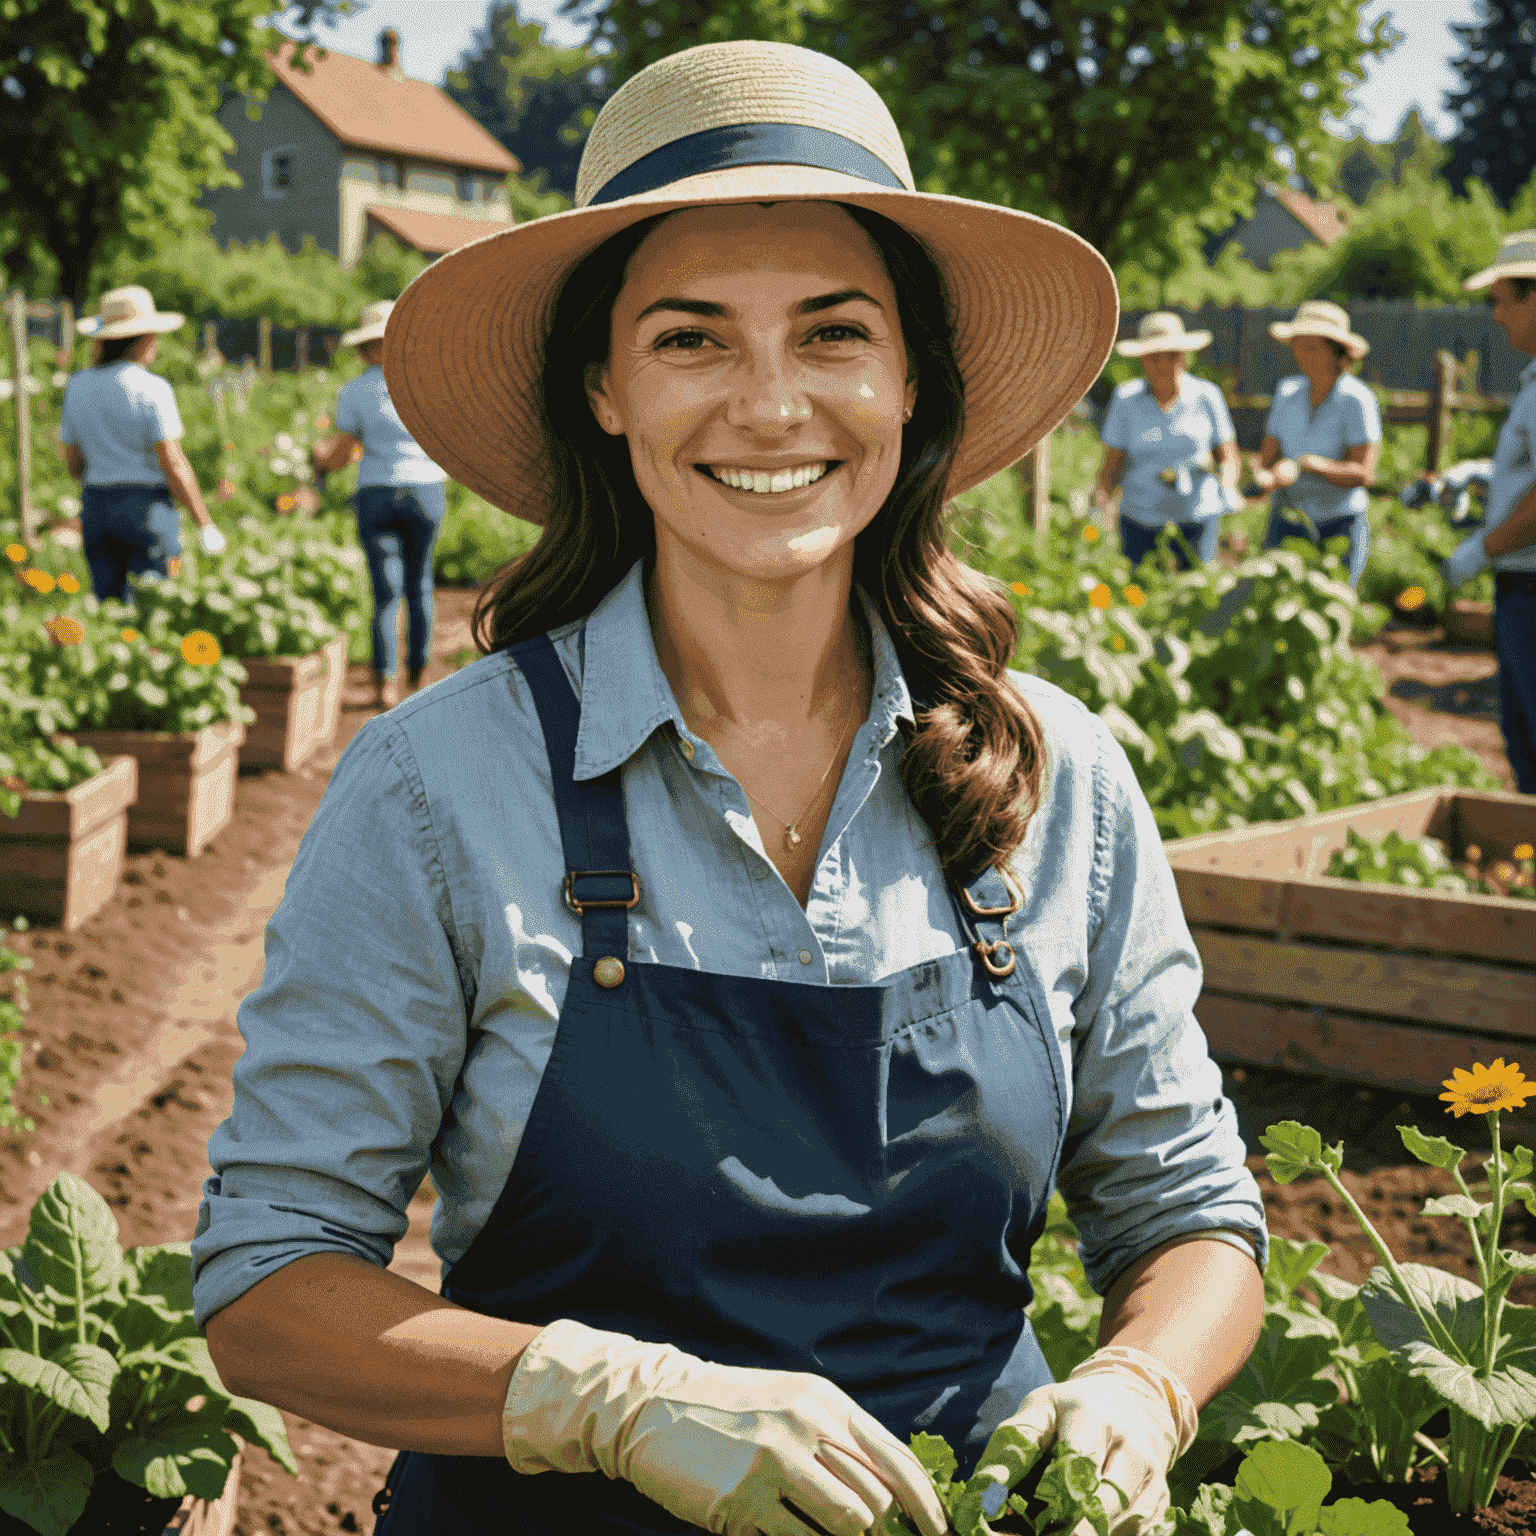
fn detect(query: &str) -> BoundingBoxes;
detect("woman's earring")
[902,406,913,423]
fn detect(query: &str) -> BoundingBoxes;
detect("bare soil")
[0,593,1525,1536]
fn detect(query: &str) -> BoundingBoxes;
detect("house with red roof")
[1204,182,1348,271]
[204,29,519,267]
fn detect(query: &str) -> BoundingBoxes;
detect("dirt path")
[0,597,1522,1535]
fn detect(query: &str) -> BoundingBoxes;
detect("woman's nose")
[724,349,814,434]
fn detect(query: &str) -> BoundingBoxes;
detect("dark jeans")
[81,484,181,602]
[354,482,447,678]
[1120,517,1221,570]
[1262,502,1370,586]
[1496,573,1536,794]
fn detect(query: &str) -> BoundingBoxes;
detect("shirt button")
[798,949,813,965]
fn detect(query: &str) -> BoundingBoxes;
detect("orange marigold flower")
[56,573,80,594]
[167,557,182,577]
[21,568,56,593]
[1,774,25,792]
[1515,844,1534,861]
[180,630,221,665]
[316,414,331,430]
[1088,583,1113,610]
[1010,581,1032,597]
[4,543,26,563]
[120,628,140,643]
[215,478,237,502]
[1441,1058,1536,1117]
[1082,525,1101,542]
[1397,585,1428,611]
[1124,585,1147,607]
[275,492,298,513]
[44,615,86,646]
[1110,634,1126,651]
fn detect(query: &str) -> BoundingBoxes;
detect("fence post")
[1426,349,1456,475]
[257,314,272,374]
[295,325,309,371]
[1030,430,1053,532]
[55,299,74,370]
[5,291,36,550]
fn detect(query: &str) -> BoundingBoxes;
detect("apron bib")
[374,634,1069,1533]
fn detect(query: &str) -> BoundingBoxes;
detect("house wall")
[1208,194,1315,273]
[337,161,511,266]
[203,87,343,256]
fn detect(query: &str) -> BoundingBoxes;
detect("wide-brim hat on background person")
[77,285,185,340]
[1464,229,1536,291]
[383,39,1118,525]
[1268,300,1369,360]
[1115,311,1213,357]
[342,300,394,348]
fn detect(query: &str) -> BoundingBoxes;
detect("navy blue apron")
[373,632,1069,1534]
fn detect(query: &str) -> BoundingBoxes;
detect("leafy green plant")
[1326,827,1536,901]
[0,920,33,1135]
[434,485,538,587]
[0,1172,296,1536]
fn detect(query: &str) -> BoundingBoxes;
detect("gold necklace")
[715,696,859,853]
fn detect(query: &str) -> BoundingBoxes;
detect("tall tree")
[1443,0,1536,207]
[569,0,1395,276]
[445,3,612,200]
[0,1,345,305]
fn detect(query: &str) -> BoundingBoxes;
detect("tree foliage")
[570,0,1397,273]
[0,0,346,305]
[445,2,611,200]
[1444,0,1536,208]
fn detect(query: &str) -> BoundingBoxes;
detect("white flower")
[275,432,295,452]
[51,370,70,389]
[269,458,290,475]
[50,527,82,550]
[293,464,314,483]
[57,495,80,515]
[1079,573,1101,593]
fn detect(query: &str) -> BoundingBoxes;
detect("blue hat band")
[586,122,906,207]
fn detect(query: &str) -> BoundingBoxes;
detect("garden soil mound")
[0,598,1523,1536]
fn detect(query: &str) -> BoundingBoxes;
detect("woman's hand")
[1252,457,1299,492]
[980,1346,1196,1536]
[502,1318,949,1536]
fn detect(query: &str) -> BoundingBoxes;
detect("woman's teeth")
[709,463,829,493]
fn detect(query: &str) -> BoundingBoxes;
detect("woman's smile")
[698,460,835,494]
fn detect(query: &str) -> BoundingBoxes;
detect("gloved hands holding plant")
[1442,531,1490,589]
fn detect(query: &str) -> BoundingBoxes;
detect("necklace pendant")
[785,825,802,849]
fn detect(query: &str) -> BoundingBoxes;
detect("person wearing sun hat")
[193,40,1267,1536]
[1095,311,1242,569]
[1253,299,1381,585]
[58,285,226,601]
[309,299,449,710]
[1447,231,1536,792]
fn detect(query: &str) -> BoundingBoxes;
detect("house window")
[262,146,295,200]
[379,158,402,188]
[457,171,476,202]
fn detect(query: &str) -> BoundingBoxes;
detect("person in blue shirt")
[310,300,448,710]
[58,285,226,600]
[1096,311,1241,569]
[1446,231,1536,792]
[195,41,1267,1536]
[1253,301,1381,585]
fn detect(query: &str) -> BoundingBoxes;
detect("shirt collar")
[1521,356,1536,387]
[573,559,917,781]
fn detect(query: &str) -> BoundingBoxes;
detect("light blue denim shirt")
[190,561,1268,1332]
[1100,374,1236,526]
[58,362,183,486]
[334,365,448,489]
[1484,356,1536,574]
[1264,373,1382,524]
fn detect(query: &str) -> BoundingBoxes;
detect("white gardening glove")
[1442,531,1489,590]
[502,1318,949,1536]
[197,523,227,556]
[981,1345,1197,1536]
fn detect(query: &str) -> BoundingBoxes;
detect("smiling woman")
[193,37,1270,1536]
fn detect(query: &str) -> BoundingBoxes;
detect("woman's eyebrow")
[633,288,884,323]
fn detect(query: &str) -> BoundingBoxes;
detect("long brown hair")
[471,203,1045,881]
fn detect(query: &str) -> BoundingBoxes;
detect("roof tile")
[365,204,515,255]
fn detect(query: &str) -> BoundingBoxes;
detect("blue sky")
[282,0,1483,144]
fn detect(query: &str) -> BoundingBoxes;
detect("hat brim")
[1116,331,1212,357]
[384,164,1118,525]
[1268,321,1369,360]
[340,322,389,348]
[78,312,185,340]
[1464,260,1536,291]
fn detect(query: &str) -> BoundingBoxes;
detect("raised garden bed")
[1166,787,1536,1138]
[0,755,137,930]
[71,721,243,859]
[1443,597,1495,648]
[237,634,347,772]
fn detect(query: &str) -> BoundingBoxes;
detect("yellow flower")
[1397,586,1428,611]
[275,492,298,513]
[1010,581,1032,597]
[1082,525,1101,543]
[1110,634,1126,651]
[1440,1058,1536,1118]
[1515,844,1534,861]
[4,543,26,563]
[180,630,222,666]
[56,573,80,594]
[43,615,85,646]
[1088,582,1113,610]
[21,568,56,593]
[167,557,181,577]
[1124,585,1146,608]
[120,628,140,643]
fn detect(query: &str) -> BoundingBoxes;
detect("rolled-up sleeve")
[1055,723,1269,1296]
[190,718,471,1332]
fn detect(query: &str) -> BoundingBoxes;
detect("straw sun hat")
[1464,229,1536,291]
[77,285,185,341]
[1268,300,1369,361]
[341,300,393,348]
[384,40,1118,525]
[1115,312,1213,357]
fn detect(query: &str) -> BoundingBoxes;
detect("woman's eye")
[811,324,867,344]
[655,330,713,351]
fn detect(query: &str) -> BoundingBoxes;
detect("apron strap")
[505,632,635,958]
[950,863,1023,980]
